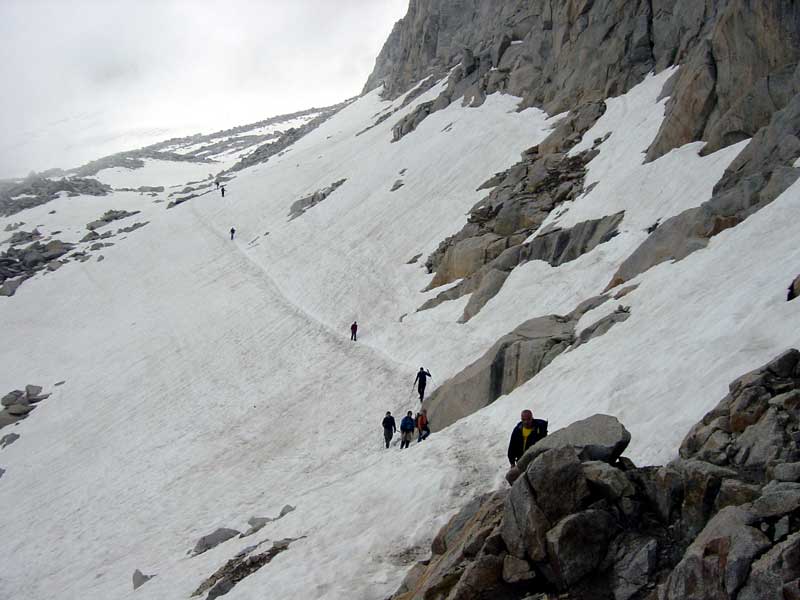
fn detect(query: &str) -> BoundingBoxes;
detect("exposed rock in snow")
[288,179,347,220]
[131,569,154,590]
[85,209,141,231]
[191,528,241,556]
[0,433,20,449]
[391,350,800,600]
[191,538,299,599]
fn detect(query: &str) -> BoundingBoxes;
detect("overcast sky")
[0,0,408,178]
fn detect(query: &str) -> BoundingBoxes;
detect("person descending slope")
[507,409,548,466]
[399,411,415,449]
[221,185,226,198]
[417,409,430,442]
[382,411,396,449]
[413,367,432,402]
[215,180,220,190]
[350,321,358,341]
[230,227,236,241]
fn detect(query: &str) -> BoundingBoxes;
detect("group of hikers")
[382,408,430,449]
[351,318,549,457]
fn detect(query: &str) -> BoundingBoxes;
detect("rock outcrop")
[418,106,612,321]
[288,179,347,220]
[0,240,74,297]
[424,296,611,431]
[0,385,51,432]
[191,538,300,600]
[0,175,111,217]
[390,350,800,600]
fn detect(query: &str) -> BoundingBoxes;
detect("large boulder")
[544,509,619,589]
[516,414,632,472]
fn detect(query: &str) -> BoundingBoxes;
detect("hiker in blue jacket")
[399,411,416,449]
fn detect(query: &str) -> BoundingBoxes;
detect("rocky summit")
[1,1,800,599]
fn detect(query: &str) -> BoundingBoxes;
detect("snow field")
[0,69,798,600]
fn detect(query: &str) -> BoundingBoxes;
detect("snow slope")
[1,70,799,600]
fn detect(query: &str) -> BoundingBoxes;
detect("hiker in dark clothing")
[413,367,432,402]
[215,180,220,189]
[508,409,548,466]
[417,408,430,442]
[350,321,358,341]
[382,411,396,449]
[400,411,415,449]
[230,227,236,240]
[221,185,226,198]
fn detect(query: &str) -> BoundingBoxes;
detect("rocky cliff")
[391,351,800,600]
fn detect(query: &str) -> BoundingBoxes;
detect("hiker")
[413,367,432,402]
[215,180,220,189]
[382,411,396,449]
[507,409,548,466]
[417,409,430,442]
[400,411,415,449]
[350,321,358,341]
[230,227,236,240]
[221,185,226,198]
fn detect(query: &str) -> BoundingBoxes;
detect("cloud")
[0,0,409,177]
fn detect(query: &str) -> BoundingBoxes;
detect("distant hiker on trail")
[417,409,430,442]
[230,227,236,240]
[221,185,226,198]
[215,180,220,189]
[507,409,548,466]
[413,367,432,402]
[350,321,358,341]
[382,411,396,449]
[400,411,415,449]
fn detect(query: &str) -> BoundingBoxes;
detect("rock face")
[418,108,613,322]
[366,0,658,117]
[609,74,800,288]
[390,350,800,600]
[424,296,619,432]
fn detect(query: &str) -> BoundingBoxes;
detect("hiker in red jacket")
[417,409,430,442]
[350,321,358,341]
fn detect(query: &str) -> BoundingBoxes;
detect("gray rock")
[545,509,618,588]
[288,179,346,220]
[502,555,536,584]
[527,447,592,525]
[663,506,771,599]
[206,577,234,600]
[732,531,800,600]
[6,403,33,416]
[0,467,5,479]
[192,527,241,555]
[773,462,800,482]
[749,489,800,518]
[132,569,153,590]
[517,414,632,472]
[0,277,24,297]
[582,461,636,500]
[0,433,20,448]
[425,314,575,431]
[610,535,658,600]
[24,385,42,399]
[501,474,550,561]
[1,391,24,407]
